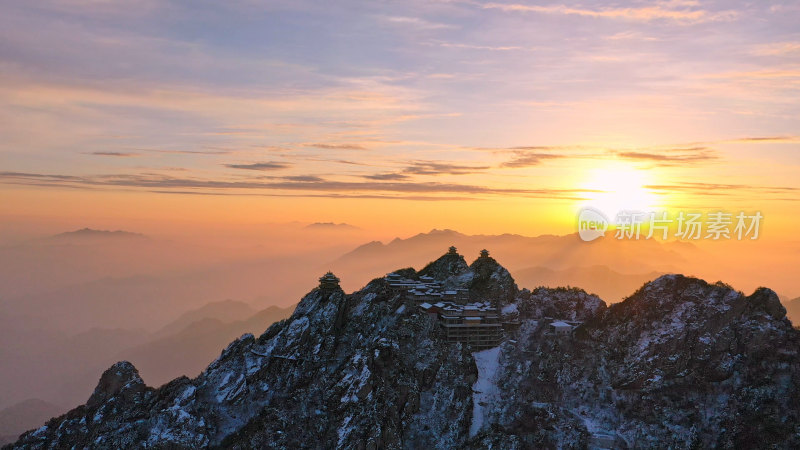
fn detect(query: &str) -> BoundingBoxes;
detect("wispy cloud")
[402,161,490,175]
[305,143,369,151]
[224,162,291,171]
[724,136,799,143]
[86,151,141,157]
[701,69,800,80]
[500,151,566,168]
[280,175,324,182]
[480,1,737,23]
[750,42,800,56]
[0,170,592,200]
[434,41,527,51]
[362,173,411,181]
[614,147,718,166]
[379,15,456,30]
[147,149,235,155]
[646,181,800,196]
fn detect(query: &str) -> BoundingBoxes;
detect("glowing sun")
[580,164,660,218]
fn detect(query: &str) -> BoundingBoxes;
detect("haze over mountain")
[330,229,686,301]
[1,225,797,442]
[7,249,799,448]
[331,229,799,302]
[786,297,800,326]
[151,300,256,339]
[118,304,294,388]
[0,399,63,446]
[513,265,663,304]
[48,228,147,242]
[304,222,361,231]
[0,300,293,440]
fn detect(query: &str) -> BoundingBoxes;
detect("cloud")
[434,41,527,51]
[86,151,141,157]
[614,147,718,165]
[146,190,478,202]
[224,162,291,171]
[480,1,737,23]
[501,151,566,168]
[402,161,490,175]
[379,15,456,30]
[280,175,324,182]
[0,170,592,200]
[305,143,369,151]
[148,149,235,155]
[750,42,800,56]
[362,173,411,181]
[645,181,800,196]
[706,70,800,80]
[725,136,799,143]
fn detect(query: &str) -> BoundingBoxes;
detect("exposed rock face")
[86,362,147,410]
[468,254,517,307]
[517,286,606,321]
[8,257,800,449]
[418,250,469,282]
[481,275,800,448]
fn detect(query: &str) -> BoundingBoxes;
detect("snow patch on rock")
[470,346,501,437]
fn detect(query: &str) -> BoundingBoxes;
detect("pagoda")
[318,271,341,291]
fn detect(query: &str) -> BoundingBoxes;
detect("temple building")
[318,271,341,291]
[427,301,503,349]
[385,272,446,304]
[479,249,489,258]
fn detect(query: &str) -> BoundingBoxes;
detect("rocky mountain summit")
[7,249,800,449]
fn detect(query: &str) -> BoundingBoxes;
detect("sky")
[1,0,798,239]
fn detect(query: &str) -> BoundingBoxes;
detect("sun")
[579,163,660,219]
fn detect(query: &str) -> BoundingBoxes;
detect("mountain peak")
[747,286,786,320]
[86,361,147,409]
[468,250,517,306]
[418,246,469,281]
[50,228,146,241]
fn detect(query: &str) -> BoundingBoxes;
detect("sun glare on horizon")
[579,163,661,219]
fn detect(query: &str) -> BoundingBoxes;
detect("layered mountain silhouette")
[330,229,692,300]
[0,400,63,446]
[48,228,147,241]
[0,301,293,439]
[786,297,800,326]
[7,249,799,448]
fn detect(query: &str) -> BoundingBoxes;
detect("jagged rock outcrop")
[516,286,606,321]
[468,252,517,307]
[480,275,800,448]
[418,248,469,284]
[7,256,800,449]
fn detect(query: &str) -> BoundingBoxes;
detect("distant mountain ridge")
[49,228,147,241]
[514,265,663,303]
[331,228,693,299]
[786,297,800,326]
[0,300,294,438]
[0,399,63,446]
[304,222,360,231]
[152,300,256,339]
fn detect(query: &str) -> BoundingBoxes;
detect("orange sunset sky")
[1,0,799,242]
